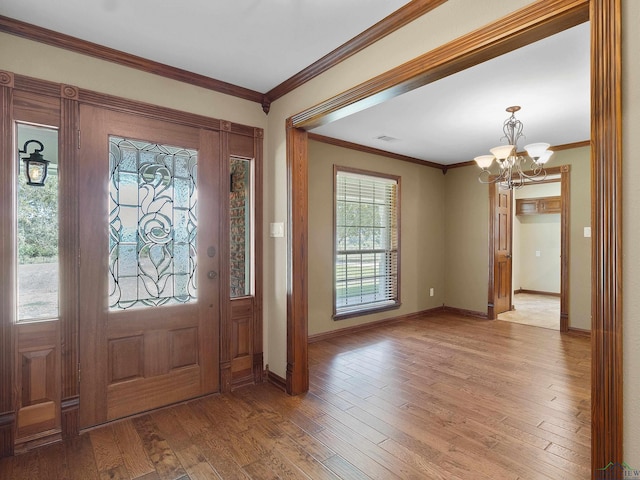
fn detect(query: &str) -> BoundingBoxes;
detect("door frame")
[488,165,571,331]
[286,0,622,473]
[0,74,264,454]
[488,183,514,319]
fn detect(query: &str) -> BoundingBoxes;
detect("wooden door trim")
[285,123,309,395]
[489,165,570,330]
[0,73,15,458]
[487,185,513,320]
[291,0,589,130]
[0,71,265,454]
[590,0,622,470]
[286,0,624,474]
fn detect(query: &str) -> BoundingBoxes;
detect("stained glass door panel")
[78,105,220,428]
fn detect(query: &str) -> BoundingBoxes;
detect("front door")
[492,184,513,316]
[78,105,220,428]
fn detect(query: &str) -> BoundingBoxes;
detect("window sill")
[333,302,401,321]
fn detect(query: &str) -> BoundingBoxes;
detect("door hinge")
[78,364,81,384]
[77,129,81,149]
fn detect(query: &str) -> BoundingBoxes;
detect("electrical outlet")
[429,287,434,297]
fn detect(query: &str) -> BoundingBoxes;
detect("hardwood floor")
[499,293,561,330]
[0,313,591,479]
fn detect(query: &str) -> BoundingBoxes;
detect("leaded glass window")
[108,136,197,310]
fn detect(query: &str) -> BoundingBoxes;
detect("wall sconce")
[19,140,50,187]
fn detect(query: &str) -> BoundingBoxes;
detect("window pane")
[16,123,59,322]
[108,136,198,310]
[230,157,252,298]
[335,169,399,316]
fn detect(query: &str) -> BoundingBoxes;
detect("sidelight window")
[334,167,400,318]
[230,156,253,298]
[16,123,59,322]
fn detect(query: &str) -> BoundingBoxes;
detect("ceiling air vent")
[375,135,399,142]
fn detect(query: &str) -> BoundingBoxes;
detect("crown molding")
[0,1,447,113]
[0,15,265,105]
[266,0,448,102]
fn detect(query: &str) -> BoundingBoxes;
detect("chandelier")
[474,106,553,189]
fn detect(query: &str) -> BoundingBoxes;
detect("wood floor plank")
[90,425,129,477]
[66,434,100,480]
[37,442,71,480]
[132,414,188,480]
[2,313,591,479]
[174,444,221,480]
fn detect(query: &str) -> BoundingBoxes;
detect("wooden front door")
[78,105,220,429]
[492,184,513,316]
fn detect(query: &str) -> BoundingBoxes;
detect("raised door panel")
[78,105,220,428]
[493,187,512,315]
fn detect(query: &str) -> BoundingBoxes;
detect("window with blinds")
[334,167,400,318]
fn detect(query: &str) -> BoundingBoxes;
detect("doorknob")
[207,270,218,279]
[506,254,512,258]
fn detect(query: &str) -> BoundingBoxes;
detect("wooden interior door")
[492,184,513,316]
[78,105,220,429]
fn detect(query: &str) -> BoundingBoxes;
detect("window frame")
[333,165,401,320]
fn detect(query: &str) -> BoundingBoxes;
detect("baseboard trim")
[514,289,561,297]
[266,369,287,392]
[308,307,444,344]
[14,429,62,455]
[442,306,489,319]
[567,327,591,337]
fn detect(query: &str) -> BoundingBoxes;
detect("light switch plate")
[270,222,284,238]
[584,226,591,238]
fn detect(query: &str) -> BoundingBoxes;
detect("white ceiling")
[311,22,591,165]
[0,0,410,93]
[0,2,590,166]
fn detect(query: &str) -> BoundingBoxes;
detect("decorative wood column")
[60,85,80,437]
[0,71,15,458]
[590,0,623,473]
[286,122,309,395]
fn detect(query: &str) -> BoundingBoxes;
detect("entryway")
[499,292,560,330]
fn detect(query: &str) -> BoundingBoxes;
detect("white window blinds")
[335,169,399,316]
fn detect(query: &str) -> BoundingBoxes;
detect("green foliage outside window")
[17,173,59,263]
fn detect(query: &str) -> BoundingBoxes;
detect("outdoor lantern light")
[19,139,50,187]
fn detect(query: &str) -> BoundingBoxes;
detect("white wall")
[513,182,562,294]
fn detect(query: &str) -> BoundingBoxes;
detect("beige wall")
[307,140,445,336]
[443,165,490,313]
[442,146,591,330]
[623,0,640,464]
[5,0,638,465]
[264,0,532,375]
[545,147,592,330]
